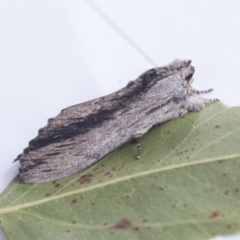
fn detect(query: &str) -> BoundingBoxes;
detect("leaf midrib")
[0,153,239,215]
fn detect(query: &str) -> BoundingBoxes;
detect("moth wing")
[16,93,123,183]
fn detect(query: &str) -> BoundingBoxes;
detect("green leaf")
[1,102,240,240]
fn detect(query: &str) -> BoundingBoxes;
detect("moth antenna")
[192,88,213,95]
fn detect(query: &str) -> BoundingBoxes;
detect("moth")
[15,59,218,183]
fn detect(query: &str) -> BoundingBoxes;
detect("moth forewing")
[16,59,218,183]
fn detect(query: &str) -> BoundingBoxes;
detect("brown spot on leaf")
[118,163,125,171]
[66,230,71,233]
[209,211,220,219]
[142,219,148,223]
[184,204,187,207]
[176,151,183,156]
[226,224,232,229]
[235,188,239,193]
[112,166,117,171]
[71,199,78,205]
[52,181,61,188]
[44,193,50,197]
[214,125,221,129]
[72,220,76,224]
[223,173,226,177]
[78,174,93,184]
[224,189,229,195]
[191,148,195,151]
[112,218,133,229]
[184,149,189,153]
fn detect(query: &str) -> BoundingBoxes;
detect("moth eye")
[185,73,193,82]
[186,72,194,82]
[184,64,195,82]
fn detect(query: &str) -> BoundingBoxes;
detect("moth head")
[181,60,195,83]
[168,59,195,84]
[171,59,191,69]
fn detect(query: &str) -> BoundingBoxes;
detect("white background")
[0,1,240,239]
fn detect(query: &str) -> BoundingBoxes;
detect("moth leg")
[135,137,141,159]
[187,97,219,112]
[131,136,142,159]
[132,129,149,159]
